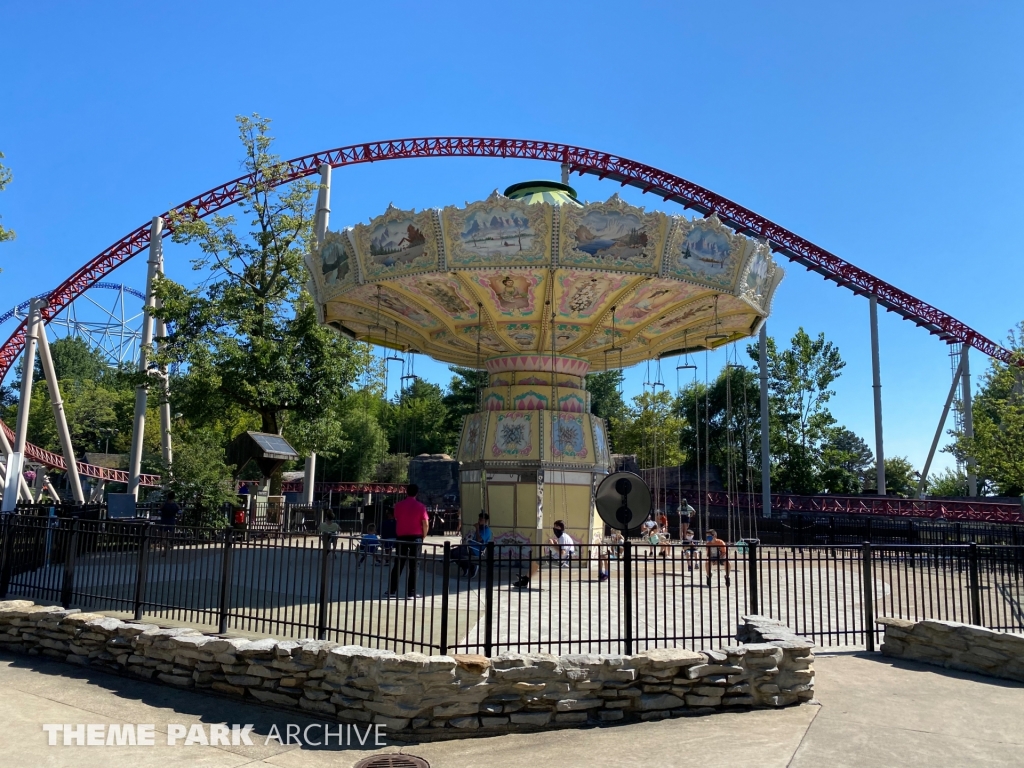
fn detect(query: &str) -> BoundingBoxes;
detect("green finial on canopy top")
[503,180,582,207]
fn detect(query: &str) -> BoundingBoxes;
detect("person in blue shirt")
[358,523,381,564]
[453,512,492,578]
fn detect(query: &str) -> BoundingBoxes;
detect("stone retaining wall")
[0,600,814,739]
[880,617,1024,682]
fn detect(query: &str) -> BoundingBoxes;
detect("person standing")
[158,491,181,557]
[678,498,694,542]
[386,484,429,599]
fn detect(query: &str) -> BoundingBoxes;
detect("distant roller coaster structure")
[0,137,1017,517]
[0,282,145,368]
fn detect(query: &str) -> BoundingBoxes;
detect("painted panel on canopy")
[458,324,508,355]
[312,230,357,300]
[559,196,667,273]
[321,307,429,349]
[343,284,440,330]
[470,270,546,319]
[352,206,439,281]
[554,271,634,321]
[504,323,537,350]
[640,296,718,338]
[443,193,553,267]
[614,279,702,328]
[665,214,753,289]
[591,417,610,468]
[393,274,479,323]
[738,242,781,312]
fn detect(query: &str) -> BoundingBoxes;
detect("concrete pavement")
[0,650,1022,767]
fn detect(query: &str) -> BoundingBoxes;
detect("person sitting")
[359,523,381,564]
[318,510,342,552]
[452,511,492,578]
[705,528,731,587]
[546,520,575,568]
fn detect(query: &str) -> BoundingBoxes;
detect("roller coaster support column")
[36,321,85,503]
[961,344,977,497]
[870,296,886,496]
[301,164,332,507]
[2,298,45,511]
[128,216,163,498]
[155,248,173,475]
[758,323,771,518]
[0,422,33,506]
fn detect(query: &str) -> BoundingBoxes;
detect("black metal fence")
[2,513,1022,657]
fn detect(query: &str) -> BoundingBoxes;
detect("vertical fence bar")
[132,524,151,621]
[747,539,760,615]
[317,534,331,641]
[0,515,14,598]
[968,541,982,626]
[217,531,233,634]
[484,541,494,657]
[60,519,79,609]
[862,541,875,651]
[440,541,450,656]
[623,538,633,656]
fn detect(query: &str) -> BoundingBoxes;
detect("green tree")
[164,427,238,528]
[928,466,969,497]
[441,366,488,452]
[587,370,627,451]
[612,389,686,469]
[748,328,845,494]
[154,115,370,490]
[877,456,918,498]
[33,336,107,383]
[388,378,449,456]
[0,150,14,244]
[950,324,1024,495]
[820,427,873,494]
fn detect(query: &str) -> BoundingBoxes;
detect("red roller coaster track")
[1,137,1016,488]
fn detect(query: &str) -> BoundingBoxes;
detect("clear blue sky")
[2,1,1022,477]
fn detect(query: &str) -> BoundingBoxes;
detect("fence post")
[968,541,982,627]
[217,530,233,634]
[132,523,151,621]
[0,515,15,598]
[747,539,760,615]
[484,541,494,657]
[317,534,331,641]
[440,541,451,656]
[60,518,80,609]
[862,541,875,652]
[623,538,633,656]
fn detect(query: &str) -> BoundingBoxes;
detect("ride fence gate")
[1,514,1023,657]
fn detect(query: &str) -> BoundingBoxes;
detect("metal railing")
[1,514,1022,656]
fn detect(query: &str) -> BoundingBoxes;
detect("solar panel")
[248,432,299,458]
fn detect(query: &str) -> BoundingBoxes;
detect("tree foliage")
[587,370,627,451]
[612,389,686,469]
[0,150,14,244]
[164,427,238,527]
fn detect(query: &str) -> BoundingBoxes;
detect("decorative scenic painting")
[743,243,775,305]
[459,413,483,461]
[616,280,689,326]
[592,417,609,466]
[561,199,665,271]
[346,284,438,330]
[355,208,437,279]
[492,412,533,457]
[667,216,743,287]
[318,231,352,288]
[444,197,550,266]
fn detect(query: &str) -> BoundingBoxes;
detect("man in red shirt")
[386,484,429,598]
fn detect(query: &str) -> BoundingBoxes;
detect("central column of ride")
[455,353,611,548]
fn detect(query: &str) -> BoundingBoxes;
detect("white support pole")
[302,163,333,499]
[961,343,977,496]
[43,475,61,504]
[36,324,85,503]
[0,426,32,505]
[870,295,886,496]
[155,247,173,475]
[758,323,772,518]
[919,357,965,497]
[3,298,45,512]
[301,454,316,506]
[128,216,163,498]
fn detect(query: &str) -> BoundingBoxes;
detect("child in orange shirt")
[705,529,731,587]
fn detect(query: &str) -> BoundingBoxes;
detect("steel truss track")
[0,137,1013,486]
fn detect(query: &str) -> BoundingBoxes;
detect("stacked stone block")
[0,600,814,739]
[880,616,1024,682]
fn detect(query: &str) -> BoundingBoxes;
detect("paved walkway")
[1,650,1022,767]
